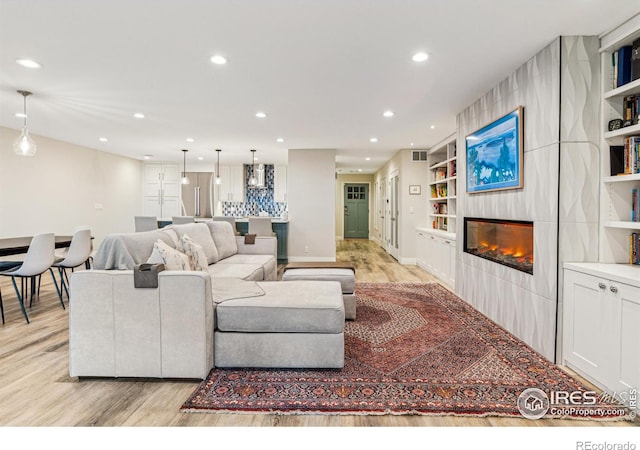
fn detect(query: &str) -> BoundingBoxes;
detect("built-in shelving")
[599,15,640,265]
[427,134,457,233]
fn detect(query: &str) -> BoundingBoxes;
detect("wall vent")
[412,150,428,161]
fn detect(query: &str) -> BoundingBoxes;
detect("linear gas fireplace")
[464,217,534,274]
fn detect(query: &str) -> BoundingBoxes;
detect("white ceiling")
[1,0,639,173]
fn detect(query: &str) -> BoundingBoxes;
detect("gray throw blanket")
[93,230,175,270]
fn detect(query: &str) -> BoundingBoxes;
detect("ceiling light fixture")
[248,149,257,187]
[276,138,285,143]
[255,112,267,118]
[133,113,145,119]
[215,149,222,185]
[186,138,195,143]
[412,52,429,62]
[365,157,371,161]
[197,156,204,161]
[15,113,26,118]
[383,110,394,117]
[99,137,108,142]
[16,58,41,69]
[181,149,190,185]
[13,90,37,156]
[430,125,435,129]
[144,155,152,160]
[210,55,227,65]
[370,137,378,143]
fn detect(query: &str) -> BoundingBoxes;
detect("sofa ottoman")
[281,263,356,320]
[214,280,345,368]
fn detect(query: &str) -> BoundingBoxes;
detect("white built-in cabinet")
[563,263,640,410]
[216,165,245,202]
[428,134,457,233]
[143,163,181,219]
[274,165,287,202]
[416,228,456,289]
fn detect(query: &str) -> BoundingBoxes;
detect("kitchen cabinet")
[216,165,245,203]
[143,163,181,219]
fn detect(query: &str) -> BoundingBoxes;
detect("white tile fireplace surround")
[455,36,601,362]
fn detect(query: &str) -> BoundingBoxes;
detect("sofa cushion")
[281,268,356,294]
[180,234,208,272]
[207,263,263,281]
[206,221,238,260]
[217,254,276,282]
[154,240,190,270]
[216,281,344,333]
[168,223,219,265]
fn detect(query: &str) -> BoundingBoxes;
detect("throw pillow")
[169,223,220,264]
[153,239,190,271]
[180,234,208,272]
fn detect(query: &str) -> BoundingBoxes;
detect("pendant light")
[181,149,190,185]
[215,149,222,185]
[13,90,37,156]
[248,149,257,187]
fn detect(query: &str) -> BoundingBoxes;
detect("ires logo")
[549,390,597,405]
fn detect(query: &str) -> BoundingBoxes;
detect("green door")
[344,184,369,239]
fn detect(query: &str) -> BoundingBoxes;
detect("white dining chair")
[210,216,239,234]
[135,216,159,232]
[248,217,275,236]
[52,228,92,300]
[172,216,195,224]
[0,233,63,324]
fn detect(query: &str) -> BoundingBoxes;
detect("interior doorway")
[344,184,369,239]
[387,172,399,259]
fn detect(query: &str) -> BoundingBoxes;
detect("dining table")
[0,235,75,258]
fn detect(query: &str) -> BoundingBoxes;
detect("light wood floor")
[0,239,636,428]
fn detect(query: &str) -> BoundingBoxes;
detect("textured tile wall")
[456,36,600,361]
[221,164,287,217]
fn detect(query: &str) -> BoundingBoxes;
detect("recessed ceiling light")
[370,137,378,143]
[210,55,227,65]
[365,157,371,161]
[99,137,108,142]
[383,110,394,118]
[410,142,415,146]
[197,156,204,161]
[256,112,267,118]
[430,125,435,129]
[357,169,363,172]
[412,52,429,62]
[186,138,195,143]
[15,113,26,118]
[133,113,145,119]
[16,58,42,68]
[143,155,152,160]
[276,138,285,143]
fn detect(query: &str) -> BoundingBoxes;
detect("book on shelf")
[623,136,640,174]
[610,145,625,176]
[434,167,447,180]
[616,45,633,88]
[622,95,639,125]
[632,38,640,82]
[439,203,448,215]
[437,184,447,198]
[431,185,437,198]
[630,233,640,265]
[633,187,640,222]
[449,159,457,177]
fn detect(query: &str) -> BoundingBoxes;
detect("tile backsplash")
[221,164,287,217]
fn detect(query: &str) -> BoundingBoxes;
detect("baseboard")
[399,257,417,265]
[287,256,337,263]
[336,235,343,241]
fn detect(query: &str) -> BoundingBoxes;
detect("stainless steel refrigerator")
[181,172,214,218]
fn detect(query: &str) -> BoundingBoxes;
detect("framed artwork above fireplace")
[466,106,524,193]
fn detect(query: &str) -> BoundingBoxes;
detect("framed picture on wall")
[466,106,524,193]
[409,185,421,195]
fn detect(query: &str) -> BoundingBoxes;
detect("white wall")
[0,126,143,248]
[373,149,429,263]
[287,149,336,262]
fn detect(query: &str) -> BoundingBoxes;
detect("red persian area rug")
[181,282,634,420]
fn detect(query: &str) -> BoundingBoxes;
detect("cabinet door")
[143,196,162,217]
[161,164,181,198]
[616,282,640,394]
[563,270,618,388]
[229,166,245,202]
[216,166,231,202]
[446,240,456,288]
[424,235,436,274]
[416,231,426,268]
[161,197,181,219]
[274,165,287,202]
[143,164,163,196]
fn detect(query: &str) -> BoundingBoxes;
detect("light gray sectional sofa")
[69,221,345,379]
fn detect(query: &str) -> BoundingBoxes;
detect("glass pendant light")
[215,149,222,185]
[181,149,190,184]
[13,90,37,156]
[248,149,257,186]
